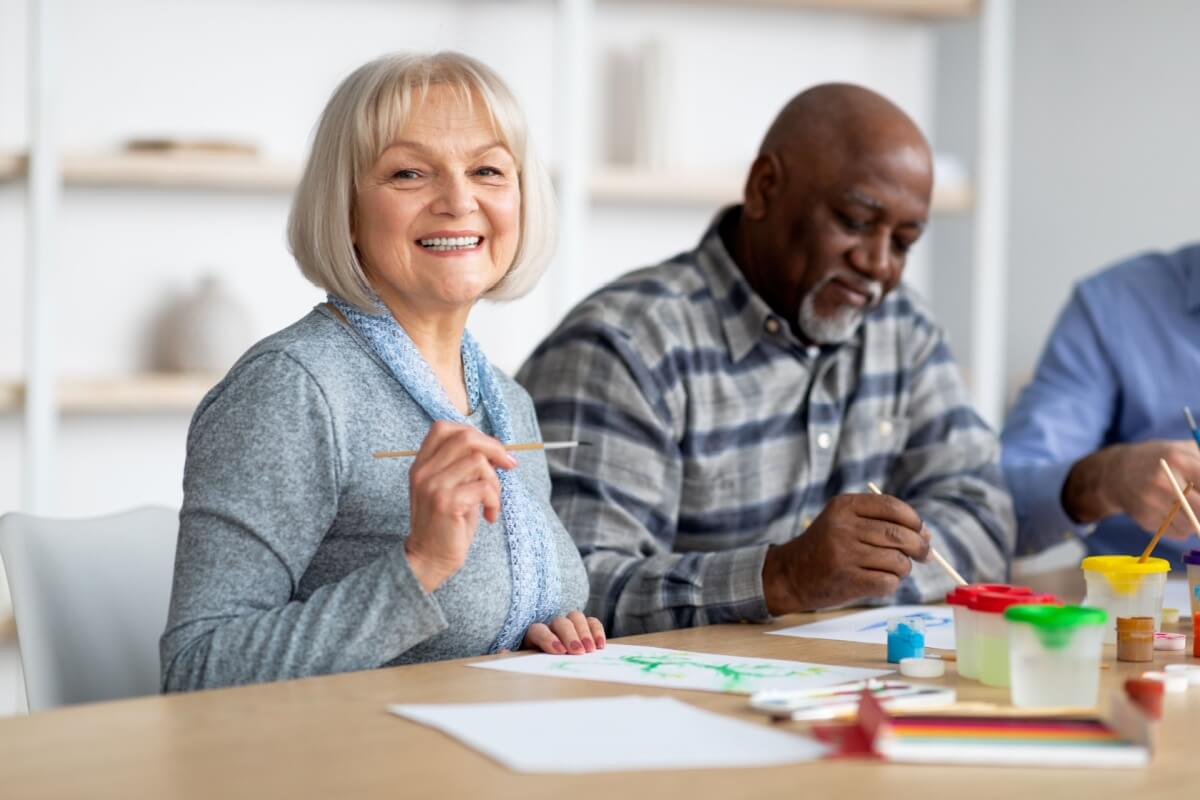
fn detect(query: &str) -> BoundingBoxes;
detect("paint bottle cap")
[945,584,1031,606]
[1116,616,1155,632]
[1153,632,1186,651]
[1004,604,1107,629]
[1142,671,1189,693]
[969,591,1057,614]
[1081,555,1171,575]
[1123,678,1165,719]
[1183,549,1200,565]
[1163,664,1200,685]
[899,657,945,678]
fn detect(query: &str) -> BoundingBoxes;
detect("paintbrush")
[1185,407,1200,452]
[867,482,968,587]
[373,441,590,459]
[1139,480,1194,562]
[1155,459,1200,554]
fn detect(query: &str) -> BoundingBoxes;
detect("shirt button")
[878,420,893,437]
[801,515,813,529]
[764,318,781,334]
[816,432,832,449]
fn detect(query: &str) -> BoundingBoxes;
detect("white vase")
[158,274,253,373]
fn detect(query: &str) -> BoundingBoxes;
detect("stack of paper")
[389,695,829,773]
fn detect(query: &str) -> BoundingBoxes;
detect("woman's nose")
[431,175,478,218]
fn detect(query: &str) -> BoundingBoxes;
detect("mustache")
[814,271,884,307]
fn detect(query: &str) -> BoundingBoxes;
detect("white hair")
[288,51,556,310]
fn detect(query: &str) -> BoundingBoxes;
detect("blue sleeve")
[1000,286,1119,554]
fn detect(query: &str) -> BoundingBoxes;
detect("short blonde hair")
[288,52,556,310]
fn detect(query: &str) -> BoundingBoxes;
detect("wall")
[1003,0,1200,401]
[0,0,943,518]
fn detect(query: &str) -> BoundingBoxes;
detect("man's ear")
[743,152,783,221]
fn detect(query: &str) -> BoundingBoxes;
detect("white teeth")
[418,235,481,250]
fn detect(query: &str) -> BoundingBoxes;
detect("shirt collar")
[694,207,789,362]
[695,206,851,363]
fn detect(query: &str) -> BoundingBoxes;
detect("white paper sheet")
[388,695,829,773]
[1163,578,1194,615]
[468,643,890,694]
[767,604,956,650]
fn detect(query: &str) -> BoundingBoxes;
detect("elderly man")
[1002,245,1200,566]
[518,84,1014,635]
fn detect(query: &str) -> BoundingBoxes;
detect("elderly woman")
[161,52,602,691]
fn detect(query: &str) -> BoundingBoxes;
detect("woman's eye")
[391,169,421,180]
[475,166,504,178]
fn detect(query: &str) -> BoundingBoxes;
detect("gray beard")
[796,274,883,344]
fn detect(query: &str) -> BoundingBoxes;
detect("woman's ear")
[742,152,782,221]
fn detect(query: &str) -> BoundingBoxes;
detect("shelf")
[0,151,974,212]
[0,373,219,414]
[606,0,976,19]
[591,165,973,212]
[0,151,297,192]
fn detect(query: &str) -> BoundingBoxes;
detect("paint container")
[1005,605,1107,709]
[1115,616,1155,662]
[945,584,1032,681]
[1161,607,1181,627]
[1081,555,1170,643]
[1164,663,1200,685]
[1194,612,1200,659]
[1186,550,1200,616]
[887,616,926,663]
[972,591,1058,688]
[1153,632,1186,651]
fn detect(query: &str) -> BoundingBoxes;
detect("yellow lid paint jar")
[1081,555,1170,644]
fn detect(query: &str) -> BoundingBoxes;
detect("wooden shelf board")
[0,151,298,191]
[0,151,973,212]
[0,373,219,414]
[592,165,973,213]
[604,0,976,19]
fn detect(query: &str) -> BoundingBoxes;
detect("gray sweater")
[160,307,589,691]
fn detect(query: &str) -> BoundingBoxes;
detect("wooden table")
[0,579,1196,798]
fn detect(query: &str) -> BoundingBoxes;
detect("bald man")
[518,84,1015,635]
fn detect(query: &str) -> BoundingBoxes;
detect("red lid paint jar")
[970,591,1057,688]
[945,584,1032,681]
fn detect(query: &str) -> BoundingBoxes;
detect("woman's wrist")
[404,542,448,594]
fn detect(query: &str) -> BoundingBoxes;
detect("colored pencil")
[1139,480,1194,562]
[372,440,589,459]
[867,482,968,587]
[1158,459,1200,544]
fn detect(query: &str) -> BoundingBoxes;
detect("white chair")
[0,506,178,711]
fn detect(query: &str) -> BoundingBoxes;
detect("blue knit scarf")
[329,294,561,653]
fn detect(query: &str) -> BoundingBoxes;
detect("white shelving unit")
[7,0,1011,507]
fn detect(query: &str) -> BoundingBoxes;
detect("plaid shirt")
[517,209,1015,635]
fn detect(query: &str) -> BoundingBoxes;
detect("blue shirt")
[1001,245,1200,567]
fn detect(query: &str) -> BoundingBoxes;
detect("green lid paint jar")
[1005,605,1108,709]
